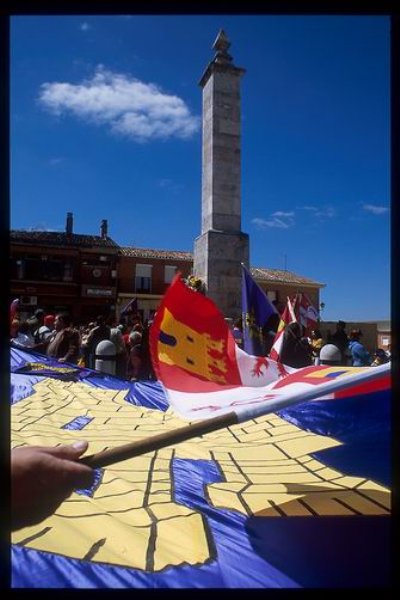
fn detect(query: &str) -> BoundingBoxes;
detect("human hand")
[11,441,94,531]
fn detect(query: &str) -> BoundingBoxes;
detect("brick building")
[10,214,119,323]
[117,247,193,321]
[10,214,325,324]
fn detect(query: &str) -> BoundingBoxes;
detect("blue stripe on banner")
[62,416,93,430]
[75,468,103,497]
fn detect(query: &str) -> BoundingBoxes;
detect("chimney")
[100,219,108,239]
[66,212,73,235]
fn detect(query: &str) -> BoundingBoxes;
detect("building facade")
[117,247,193,321]
[10,214,325,324]
[10,215,119,323]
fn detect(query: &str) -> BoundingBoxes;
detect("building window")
[63,261,73,281]
[164,265,177,284]
[42,258,64,281]
[24,257,43,280]
[135,264,152,293]
[11,258,25,280]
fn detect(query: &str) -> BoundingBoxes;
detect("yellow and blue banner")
[11,340,391,588]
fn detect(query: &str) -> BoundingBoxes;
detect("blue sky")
[10,14,390,322]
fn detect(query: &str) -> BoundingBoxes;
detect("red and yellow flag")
[150,274,241,392]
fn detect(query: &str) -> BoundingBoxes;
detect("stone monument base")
[193,229,249,318]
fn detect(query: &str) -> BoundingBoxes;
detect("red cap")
[44,314,55,326]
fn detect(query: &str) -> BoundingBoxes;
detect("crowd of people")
[11,306,390,374]
[10,307,156,381]
[231,317,390,369]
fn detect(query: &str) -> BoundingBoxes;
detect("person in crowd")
[371,348,389,367]
[80,323,94,347]
[138,320,156,380]
[26,316,40,341]
[78,324,92,367]
[121,322,133,356]
[44,314,56,333]
[309,329,324,365]
[110,320,129,378]
[10,319,35,348]
[84,315,111,369]
[348,329,371,367]
[131,320,144,335]
[46,312,80,364]
[261,312,280,356]
[319,343,342,366]
[280,322,313,368]
[327,320,349,366]
[232,317,243,349]
[32,308,45,341]
[33,311,56,353]
[128,331,142,380]
[11,441,94,531]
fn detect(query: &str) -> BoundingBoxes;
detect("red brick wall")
[118,256,192,295]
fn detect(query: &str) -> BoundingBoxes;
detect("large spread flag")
[241,263,278,356]
[11,277,391,588]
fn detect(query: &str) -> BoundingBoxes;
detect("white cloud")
[271,211,294,218]
[363,204,389,215]
[252,216,294,229]
[80,22,92,31]
[298,205,335,218]
[38,65,200,142]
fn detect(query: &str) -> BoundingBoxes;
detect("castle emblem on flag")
[158,308,229,383]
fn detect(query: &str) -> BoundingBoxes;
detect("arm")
[11,441,94,530]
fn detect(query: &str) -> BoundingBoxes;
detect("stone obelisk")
[193,30,249,318]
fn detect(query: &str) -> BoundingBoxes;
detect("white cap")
[320,344,341,364]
